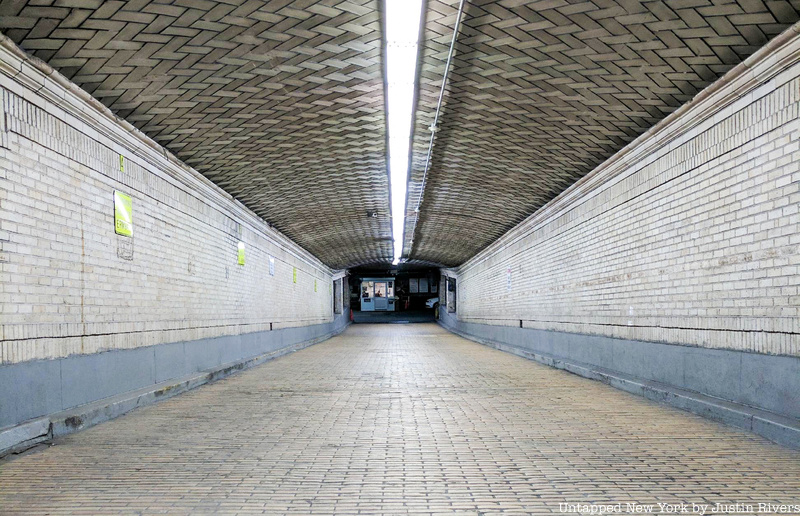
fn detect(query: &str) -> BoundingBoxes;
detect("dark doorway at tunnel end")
[349,265,440,323]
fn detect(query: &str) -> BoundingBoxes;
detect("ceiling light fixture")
[385,0,423,265]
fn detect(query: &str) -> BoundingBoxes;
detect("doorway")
[374,281,388,310]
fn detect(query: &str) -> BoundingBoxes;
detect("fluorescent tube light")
[385,0,423,264]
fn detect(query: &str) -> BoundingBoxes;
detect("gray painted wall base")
[439,313,800,450]
[0,313,349,457]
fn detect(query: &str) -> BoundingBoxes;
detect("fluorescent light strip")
[385,0,423,264]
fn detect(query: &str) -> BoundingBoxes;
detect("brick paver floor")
[1,323,798,515]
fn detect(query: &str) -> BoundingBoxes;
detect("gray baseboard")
[0,312,350,456]
[439,312,800,449]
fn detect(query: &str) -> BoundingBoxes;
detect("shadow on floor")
[352,310,435,324]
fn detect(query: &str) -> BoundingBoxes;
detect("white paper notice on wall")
[506,267,512,291]
[269,256,275,276]
[409,278,419,293]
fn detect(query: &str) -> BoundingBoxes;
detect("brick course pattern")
[0,46,336,365]
[0,1,393,268]
[404,1,800,266]
[0,324,798,514]
[451,42,800,357]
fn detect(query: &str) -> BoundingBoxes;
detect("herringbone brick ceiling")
[2,1,798,268]
[0,0,392,269]
[404,0,799,266]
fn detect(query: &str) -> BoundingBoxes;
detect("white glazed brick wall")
[455,56,800,357]
[0,73,335,365]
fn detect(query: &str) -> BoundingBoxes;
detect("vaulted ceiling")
[2,0,798,269]
[404,0,800,266]
[0,0,393,269]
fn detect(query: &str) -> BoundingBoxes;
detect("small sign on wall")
[237,242,245,265]
[114,190,133,237]
[293,267,297,283]
[269,256,275,276]
[119,154,125,172]
[314,279,318,292]
[506,267,512,291]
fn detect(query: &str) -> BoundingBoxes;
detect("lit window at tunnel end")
[385,0,423,265]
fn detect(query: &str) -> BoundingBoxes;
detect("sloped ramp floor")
[0,324,798,514]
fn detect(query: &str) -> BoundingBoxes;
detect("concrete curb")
[443,322,800,450]
[0,418,50,456]
[0,325,347,459]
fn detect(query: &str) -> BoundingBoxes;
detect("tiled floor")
[1,324,798,514]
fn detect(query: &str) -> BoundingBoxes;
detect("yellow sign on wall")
[314,279,317,292]
[293,267,297,283]
[237,242,245,265]
[119,154,125,172]
[114,191,133,237]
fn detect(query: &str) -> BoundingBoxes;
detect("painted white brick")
[453,69,800,357]
[0,73,337,365]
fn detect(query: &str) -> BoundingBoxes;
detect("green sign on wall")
[293,267,297,283]
[314,279,317,292]
[237,242,245,265]
[114,191,133,237]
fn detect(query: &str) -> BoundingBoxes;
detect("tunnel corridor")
[0,0,799,513]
